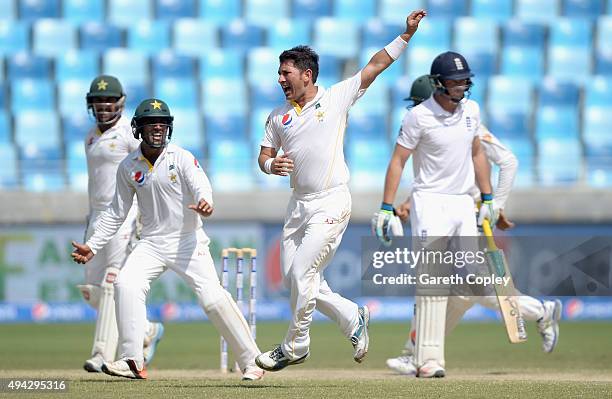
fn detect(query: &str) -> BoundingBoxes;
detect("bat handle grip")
[482,219,497,250]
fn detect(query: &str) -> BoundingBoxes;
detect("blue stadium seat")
[471,0,513,21]
[11,79,55,112]
[406,47,446,77]
[583,106,612,141]
[595,48,612,74]
[66,141,87,191]
[168,110,203,151]
[488,77,534,114]
[0,109,10,143]
[199,49,243,80]
[23,172,66,192]
[409,18,451,49]
[587,158,612,187]
[173,19,218,55]
[318,55,343,83]
[360,47,403,84]
[268,19,311,52]
[347,139,390,191]
[563,0,604,18]
[63,113,91,143]
[535,106,579,139]
[250,82,284,109]
[58,80,89,115]
[205,114,247,140]
[20,144,63,176]
[0,21,29,55]
[597,16,612,52]
[454,18,498,53]
[19,0,60,21]
[80,22,123,51]
[486,110,530,140]
[500,47,544,81]
[63,0,104,23]
[313,18,359,58]
[333,0,376,22]
[221,20,265,54]
[459,50,497,78]
[539,77,580,106]
[154,78,199,109]
[292,0,332,20]
[152,51,196,79]
[247,47,279,85]
[103,49,149,85]
[123,82,151,114]
[55,50,99,82]
[502,20,547,50]
[585,76,612,107]
[208,139,254,191]
[427,0,468,17]
[0,58,3,83]
[156,0,196,20]
[245,0,289,25]
[352,82,390,115]
[108,0,153,27]
[550,18,592,47]
[0,0,16,19]
[7,53,51,79]
[390,75,415,108]
[548,46,592,82]
[516,0,561,23]
[33,19,77,56]
[249,107,271,143]
[0,145,19,189]
[199,0,241,23]
[128,20,170,54]
[201,78,247,114]
[502,138,535,186]
[362,20,403,48]
[346,112,388,140]
[14,111,60,148]
[380,0,424,22]
[538,138,581,185]
[469,77,487,105]
[0,82,5,109]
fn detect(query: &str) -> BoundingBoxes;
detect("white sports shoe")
[83,353,105,373]
[537,299,562,353]
[386,354,417,376]
[143,322,165,365]
[255,345,309,371]
[101,359,147,380]
[351,306,370,363]
[242,365,265,381]
[417,360,445,378]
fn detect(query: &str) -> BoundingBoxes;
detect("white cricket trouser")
[410,191,478,369]
[114,229,259,370]
[280,184,359,360]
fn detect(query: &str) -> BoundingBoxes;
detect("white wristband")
[384,35,408,60]
[264,157,273,174]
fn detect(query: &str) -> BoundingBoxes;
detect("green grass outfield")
[0,321,611,398]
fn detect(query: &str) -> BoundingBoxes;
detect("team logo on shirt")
[133,170,146,186]
[281,113,292,126]
[315,110,325,122]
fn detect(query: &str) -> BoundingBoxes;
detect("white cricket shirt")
[86,143,213,253]
[85,117,140,212]
[397,96,481,195]
[261,72,364,194]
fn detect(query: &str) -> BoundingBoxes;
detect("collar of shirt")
[288,85,326,115]
[426,96,466,117]
[132,144,176,170]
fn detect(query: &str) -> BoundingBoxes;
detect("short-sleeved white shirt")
[397,96,481,195]
[85,117,140,212]
[86,144,213,253]
[261,72,364,194]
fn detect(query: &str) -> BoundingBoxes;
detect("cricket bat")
[482,219,527,344]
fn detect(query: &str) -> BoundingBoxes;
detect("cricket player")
[79,75,163,373]
[72,98,264,381]
[373,52,497,378]
[382,75,563,376]
[254,10,427,372]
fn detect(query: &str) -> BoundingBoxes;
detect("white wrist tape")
[384,35,408,60]
[264,157,273,174]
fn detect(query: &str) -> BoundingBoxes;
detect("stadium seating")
[221,21,265,54]
[63,0,105,23]
[208,139,254,191]
[205,113,247,141]
[535,105,579,140]
[516,0,561,23]
[172,19,218,55]
[55,50,99,82]
[539,78,580,107]
[538,138,582,185]
[585,76,612,107]
[199,0,241,23]
[11,79,55,113]
[347,139,390,191]
[502,20,547,50]
[201,78,247,114]
[152,51,196,80]
[103,49,149,85]
[501,47,544,81]
[63,114,91,143]
[247,47,279,85]
[18,0,60,21]
[58,80,90,115]
[313,17,359,58]
[154,78,199,109]
[128,20,171,54]
[454,18,499,53]
[550,18,593,48]
[0,145,19,189]
[245,0,290,25]
[346,111,388,140]
[268,19,311,51]
[7,53,51,79]
[333,0,376,22]
[199,49,244,80]
[169,110,204,151]
[409,19,451,49]
[250,82,285,109]
[486,110,530,140]
[0,110,10,143]
[471,0,513,21]
[292,0,332,20]
[427,0,468,18]
[487,76,534,113]
[0,0,16,20]
[108,0,153,27]
[0,21,29,55]
[80,22,123,51]
[33,19,77,57]
[156,0,197,20]
[563,0,604,18]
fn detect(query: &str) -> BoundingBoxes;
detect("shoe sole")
[354,306,370,363]
[101,362,147,380]
[83,361,101,373]
[144,323,165,366]
[255,351,309,372]
[417,369,445,378]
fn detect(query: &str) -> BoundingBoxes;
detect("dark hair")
[279,45,319,83]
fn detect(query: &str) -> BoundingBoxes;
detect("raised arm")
[360,9,427,90]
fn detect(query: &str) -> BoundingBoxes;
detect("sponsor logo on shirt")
[133,171,146,186]
[281,113,292,126]
[466,116,472,129]
[194,158,201,168]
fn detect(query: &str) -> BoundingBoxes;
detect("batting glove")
[477,193,499,228]
[372,203,404,246]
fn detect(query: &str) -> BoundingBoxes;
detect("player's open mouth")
[282,86,291,96]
